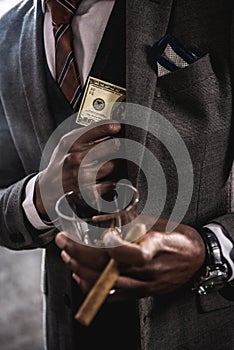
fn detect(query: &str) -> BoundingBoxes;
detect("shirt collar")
[41,0,45,14]
[41,0,109,14]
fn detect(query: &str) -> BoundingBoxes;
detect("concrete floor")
[0,247,44,350]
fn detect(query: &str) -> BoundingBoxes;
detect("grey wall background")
[0,248,44,350]
[0,1,44,349]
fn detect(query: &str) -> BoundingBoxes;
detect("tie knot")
[46,0,81,25]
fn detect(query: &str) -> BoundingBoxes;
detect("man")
[1,0,234,349]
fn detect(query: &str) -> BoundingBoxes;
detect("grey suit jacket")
[1,0,234,349]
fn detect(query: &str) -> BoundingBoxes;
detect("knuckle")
[108,122,121,133]
[64,153,74,165]
[64,155,81,171]
[60,135,69,148]
[107,161,115,172]
[100,122,120,134]
[139,249,151,265]
[60,133,81,151]
[76,153,83,164]
[68,152,82,165]
[99,161,113,174]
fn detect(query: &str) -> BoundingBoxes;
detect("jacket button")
[9,233,25,243]
[63,293,71,308]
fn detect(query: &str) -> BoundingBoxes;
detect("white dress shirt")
[43,0,115,86]
[23,0,115,229]
[22,0,234,281]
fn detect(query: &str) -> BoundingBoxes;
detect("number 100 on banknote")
[76,77,126,126]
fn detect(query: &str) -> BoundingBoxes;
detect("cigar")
[74,223,146,326]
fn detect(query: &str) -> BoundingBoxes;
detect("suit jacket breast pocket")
[153,52,225,135]
[156,53,214,92]
[151,52,232,224]
[153,52,230,143]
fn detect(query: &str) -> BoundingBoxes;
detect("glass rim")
[55,183,139,223]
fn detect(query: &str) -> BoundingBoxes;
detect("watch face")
[202,270,228,290]
[196,267,229,295]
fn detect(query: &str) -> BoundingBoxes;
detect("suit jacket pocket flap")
[197,290,234,313]
[157,53,214,92]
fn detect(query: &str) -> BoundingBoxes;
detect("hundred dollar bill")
[76,76,126,126]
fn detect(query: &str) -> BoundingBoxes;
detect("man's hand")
[34,121,121,217]
[55,218,206,299]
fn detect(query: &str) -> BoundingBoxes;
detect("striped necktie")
[46,0,82,110]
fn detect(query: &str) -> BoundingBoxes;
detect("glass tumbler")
[55,181,139,247]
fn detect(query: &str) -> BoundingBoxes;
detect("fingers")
[114,275,155,297]
[56,224,204,300]
[65,138,120,168]
[63,160,119,189]
[73,273,172,300]
[72,272,181,300]
[103,230,164,267]
[96,160,120,180]
[62,138,121,193]
[55,232,109,270]
[79,160,120,183]
[72,274,94,295]
[70,121,121,149]
[113,275,181,296]
[62,157,120,200]
[105,239,150,266]
[61,251,101,283]
[84,137,121,162]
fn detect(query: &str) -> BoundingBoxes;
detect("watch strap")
[197,227,224,268]
[193,226,229,294]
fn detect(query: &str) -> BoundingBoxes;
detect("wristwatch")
[193,227,229,295]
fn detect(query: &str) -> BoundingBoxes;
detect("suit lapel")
[126,0,174,105]
[89,0,126,87]
[19,0,54,156]
[125,2,174,345]
[125,0,174,185]
[17,0,174,175]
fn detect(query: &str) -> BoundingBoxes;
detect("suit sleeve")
[208,8,234,258]
[0,101,56,250]
[199,12,234,296]
[209,214,234,243]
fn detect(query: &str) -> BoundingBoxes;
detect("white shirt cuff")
[205,223,234,282]
[22,175,53,230]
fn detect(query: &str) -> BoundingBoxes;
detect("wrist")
[34,177,48,219]
[193,226,229,295]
